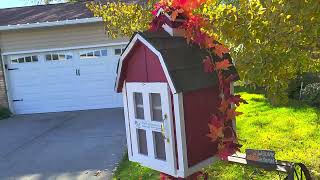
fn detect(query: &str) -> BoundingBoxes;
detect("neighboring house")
[0,2,128,114]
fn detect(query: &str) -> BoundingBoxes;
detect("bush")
[0,107,11,120]
[288,73,320,100]
[301,83,320,107]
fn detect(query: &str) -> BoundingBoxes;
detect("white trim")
[162,24,185,37]
[167,85,178,176]
[173,93,188,177]
[115,34,177,94]
[185,156,218,177]
[122,82,133,159]
[0,17,103,31]
[125,82,177,176]
[0,54,13,113]
[2,42,129,56]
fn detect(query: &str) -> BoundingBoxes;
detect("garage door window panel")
[114,48,126,55]
[46,53,72,61]
[11,55,39,64]
[80,49,108,59]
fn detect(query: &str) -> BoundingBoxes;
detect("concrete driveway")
[0,108,126,180]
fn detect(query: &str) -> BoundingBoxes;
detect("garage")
[4,46,124,114]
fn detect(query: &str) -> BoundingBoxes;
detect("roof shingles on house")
[0,0,141,27]
[0,2,93,27]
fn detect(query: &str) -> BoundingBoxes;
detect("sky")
[0,0,27,9]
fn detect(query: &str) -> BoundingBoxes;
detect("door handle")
[161,114,169,143]
[76,69,80,76]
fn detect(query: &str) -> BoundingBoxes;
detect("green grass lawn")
[0,108,11,120]
[113,90,320,180]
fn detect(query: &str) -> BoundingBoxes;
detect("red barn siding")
[118,41,167,92]
[183,86,220,167]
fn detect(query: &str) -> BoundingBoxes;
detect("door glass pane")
[137,129,148,155]
[25,56,32,62]
[101,49,108,56]
[150,93,162,122]
[52,54,59,60]
[18,58,24,63]
[32,56,38,62]
[94,51,101,57]
[134,92,144,119]
[59,54,66,60]
[153,132,166,161]
[46,54,52,61]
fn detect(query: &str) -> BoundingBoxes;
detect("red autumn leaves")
[150,0,247,160]
[203,58,232,73]
[203,55,247,159]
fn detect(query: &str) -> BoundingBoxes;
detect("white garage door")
[5,46,124,114]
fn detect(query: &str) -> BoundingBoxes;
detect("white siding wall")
[0,22,127,54]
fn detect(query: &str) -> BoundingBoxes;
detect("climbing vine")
[152,0,248,159]
[149,0,248,159]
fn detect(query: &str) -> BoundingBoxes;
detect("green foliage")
[301,83,320,107]
[288,73,320,99]
[87,1,155,39]
[89,0,320,106]
[113,91,320,179]
[0,107,11,120]
[200,0,320,105]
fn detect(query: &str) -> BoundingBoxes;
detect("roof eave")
[0,17,103,31]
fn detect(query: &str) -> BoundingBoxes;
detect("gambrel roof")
[116,30,239,93]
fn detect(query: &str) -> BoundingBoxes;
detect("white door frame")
[125,82,177,176]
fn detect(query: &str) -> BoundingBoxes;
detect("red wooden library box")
[115,17,239,178]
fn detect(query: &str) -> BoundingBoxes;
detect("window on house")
[45,53,72,61]
[11,55,39,64]
[79,49,108,59]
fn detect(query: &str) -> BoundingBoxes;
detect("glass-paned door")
[126,82,176,175]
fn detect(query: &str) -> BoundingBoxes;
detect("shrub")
[288,73,320,100]
[0,107,11,120]
[301,83,320,107]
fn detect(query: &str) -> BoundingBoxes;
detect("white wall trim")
[115,34,177,94]
[0,17,103,31]
[0,54,13,113]
[173,93,188,178]
[2,42,129,56]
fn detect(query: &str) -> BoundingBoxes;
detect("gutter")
[0,17,103,31]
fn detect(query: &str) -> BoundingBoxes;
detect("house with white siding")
[0,2,130,114]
